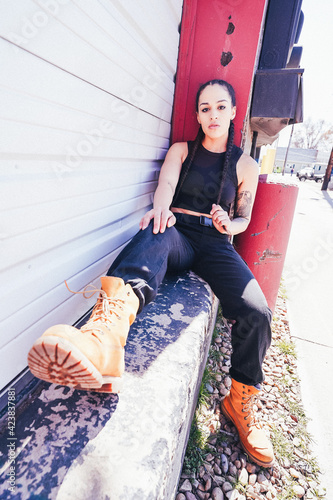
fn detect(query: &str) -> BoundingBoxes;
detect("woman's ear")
[231,106,236,121]
[196,112,201,125]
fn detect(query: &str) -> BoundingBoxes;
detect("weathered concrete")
[0,272,218,500]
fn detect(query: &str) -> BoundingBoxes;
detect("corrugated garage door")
[0,0,183,391]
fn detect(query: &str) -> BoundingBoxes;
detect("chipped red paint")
[171,0,267,146]
[234,182,299,312]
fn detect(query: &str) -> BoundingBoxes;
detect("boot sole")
[28,336,122,393]
[221,401,274,468]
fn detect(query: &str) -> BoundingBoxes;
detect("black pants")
[107,213,272,386]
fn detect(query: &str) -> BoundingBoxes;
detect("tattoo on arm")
[235,190,253,218]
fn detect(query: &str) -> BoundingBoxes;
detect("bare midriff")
[171,207,212,219]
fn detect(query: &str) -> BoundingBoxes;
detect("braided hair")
[172,79,236,208]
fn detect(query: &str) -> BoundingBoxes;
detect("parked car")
[297,167,324,182]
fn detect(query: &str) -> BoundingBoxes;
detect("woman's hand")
[210,204,231,234]
[139,207,176,234]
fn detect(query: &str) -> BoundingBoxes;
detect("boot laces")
[242,392,261,429]
[65,281,124,333]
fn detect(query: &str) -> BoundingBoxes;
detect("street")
[269,173,333,496]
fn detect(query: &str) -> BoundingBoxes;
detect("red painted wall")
[171,0,267,147]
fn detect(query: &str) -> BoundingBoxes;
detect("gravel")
[175,290,326,500]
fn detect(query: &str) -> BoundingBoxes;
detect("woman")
[28,79,274,467]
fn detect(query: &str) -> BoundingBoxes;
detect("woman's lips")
[208,124,220,129]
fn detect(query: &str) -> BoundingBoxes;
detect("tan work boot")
[28,277,139,393]
[221,379,275,467]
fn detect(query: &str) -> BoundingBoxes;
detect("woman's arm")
[139,142,188,234]
[211,153,259,236]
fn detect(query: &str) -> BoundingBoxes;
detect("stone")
[211,487,224,500]
[196,491,206,500]
[224,376,232,389]
[293,436,301,447]
[213,475,224,486]
[176,495,186,500]
[246,491,261,500]
[289,467,300,479]
[239,454,247,468]
[185,493,197,500]
[219,384,228,396]
[225,489,239,500]
[213,463,222,475]
[221,453,229,474]
[228,464,237,476]
[257,473,270,492]
[206,383,214,394]
[222,481,233,494]
[238,468,248,486]
[292,484,305,498]
[204,477,212,491]
[248,473,257,486]
[280,457,290,468]
[246,463,257,474]
[204,462,214,474]
[180,479,192,492]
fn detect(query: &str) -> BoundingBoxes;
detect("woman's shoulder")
[236,151,259,182]
[168,141,189,163]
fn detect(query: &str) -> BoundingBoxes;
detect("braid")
[216,120,234,206]
[172,126,204,206]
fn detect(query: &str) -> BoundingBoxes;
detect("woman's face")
[196,84,236,140]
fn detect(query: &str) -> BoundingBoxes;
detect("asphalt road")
[269,173,333,496]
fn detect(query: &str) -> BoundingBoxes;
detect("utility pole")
[321,146,333,191]
[282,123,294,176]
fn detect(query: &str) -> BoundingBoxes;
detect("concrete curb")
[0,272,218,500]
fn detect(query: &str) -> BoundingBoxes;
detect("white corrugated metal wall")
[0,0,183,391]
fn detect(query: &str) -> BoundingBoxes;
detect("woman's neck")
[201,135,228,153]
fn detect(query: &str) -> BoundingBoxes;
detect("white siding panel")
[1,1,174,120]
[0,0,183,389]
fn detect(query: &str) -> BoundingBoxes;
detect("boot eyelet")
[127,291,130,296]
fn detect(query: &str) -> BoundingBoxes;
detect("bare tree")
[291,118,333,151]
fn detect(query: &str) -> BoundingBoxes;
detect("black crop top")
[173,142,243,214]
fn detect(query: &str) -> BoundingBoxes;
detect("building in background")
[274,147,330,174]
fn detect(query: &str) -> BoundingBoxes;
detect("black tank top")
[174,142,243,214]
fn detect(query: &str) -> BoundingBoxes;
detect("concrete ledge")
[0,271,218,500]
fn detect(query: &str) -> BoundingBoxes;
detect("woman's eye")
[218,105,226,110]
[202,108,209,113]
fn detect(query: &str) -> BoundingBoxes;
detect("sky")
[278,0,333,146]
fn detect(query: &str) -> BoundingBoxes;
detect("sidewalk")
[280,179,333,498]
